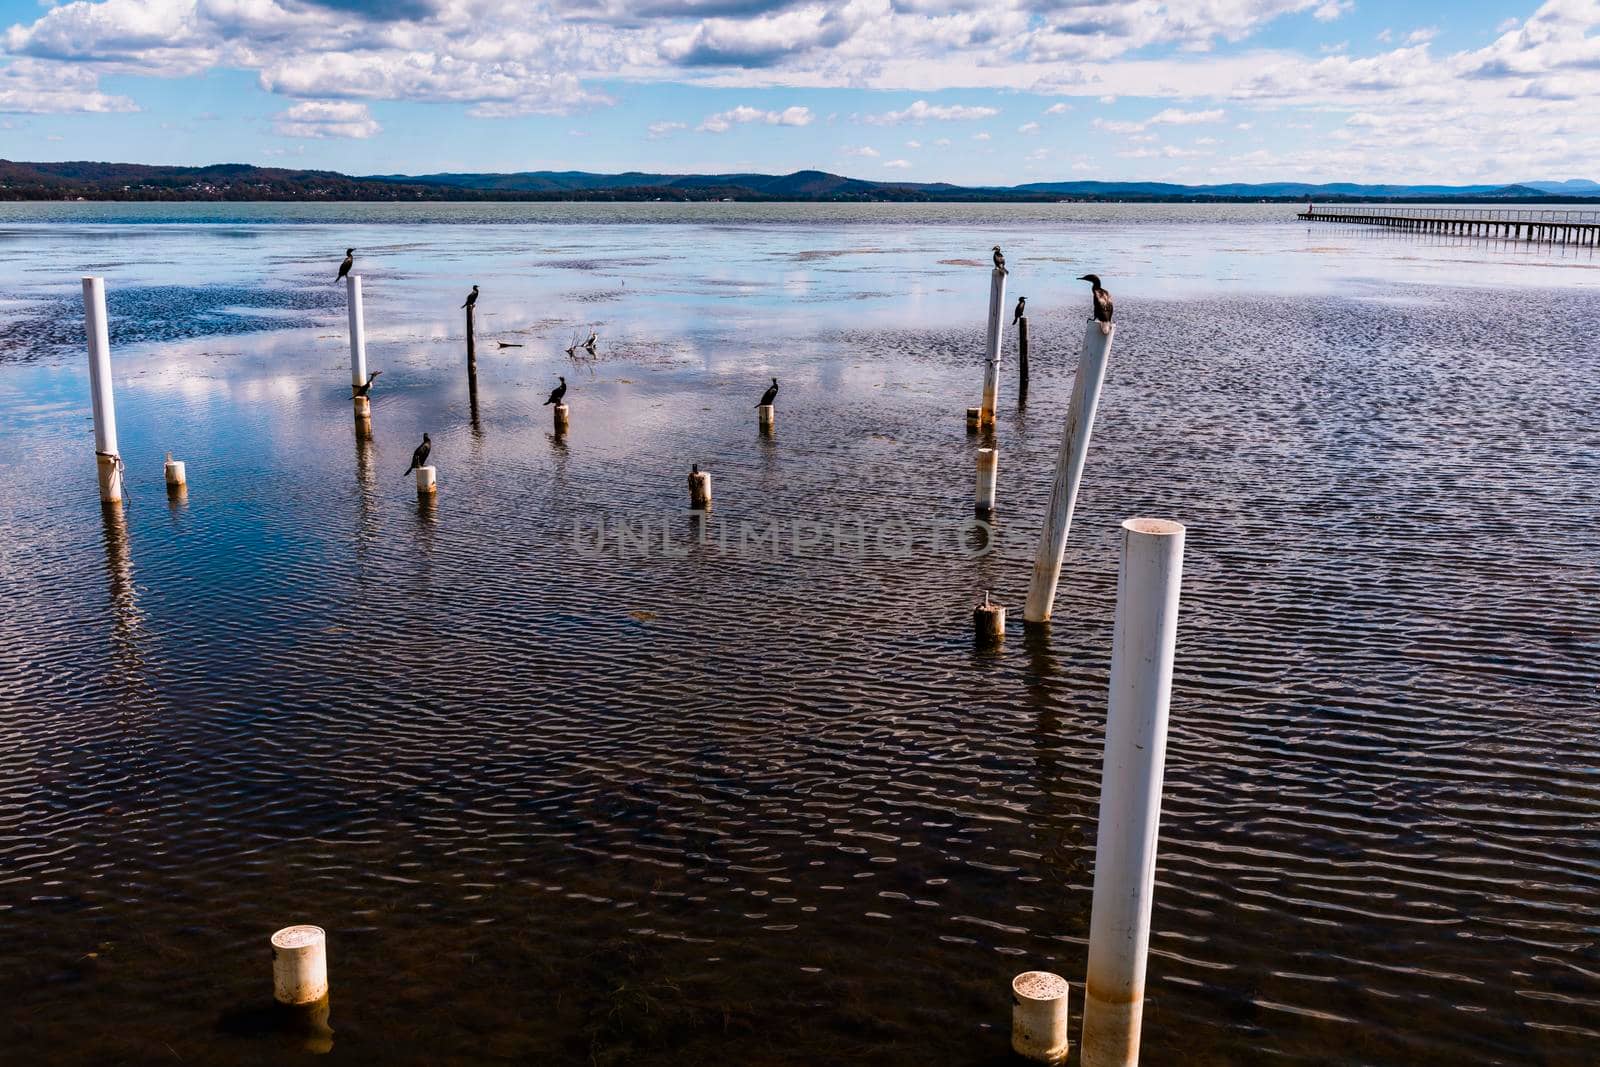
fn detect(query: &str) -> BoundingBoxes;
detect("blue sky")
[1,1,1594,184]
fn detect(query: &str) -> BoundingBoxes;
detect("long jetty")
[1299,205,1600,245]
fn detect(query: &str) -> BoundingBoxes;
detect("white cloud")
[0,58,138,114]
[904,139,920,148]
[1044,102,1073,115]
[1406,27,1437,44]
[1018,120,1038,133]
[863,99,999,125]
[1313,1,1353,22]
[647,120,686,138]
[882,158,910,168]
[841,144,879,157]
[273,100,380,139]
[697,104,812,132]
[972,131,990,140]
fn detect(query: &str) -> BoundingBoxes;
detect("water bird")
[402,433,430,478]
[1078,274,1113,323]
[544,377,567,405]
[583,331,597,351]
[461,285,479,310]
[337,248,354,281]
[1012,296,1026,325]
[756,378,778,407]
[992,245,1007,273]
[353,370,382,397]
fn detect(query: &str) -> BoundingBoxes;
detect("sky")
[0,0,1596,185]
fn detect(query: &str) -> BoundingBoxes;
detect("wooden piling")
[973,590,1005,645]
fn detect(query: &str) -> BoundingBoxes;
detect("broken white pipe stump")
[346,274,367,396]
[758,403,775,434]
[1012,970,1070,1064]
[1023,320,1115,625]
[975,446,998,516]
[965,406,981,434]
[973,590,1005,645]
[979,265,1007,427]
[1080,517,1186,1067]
[353,395,371,420]
[271,925,328,1007]
[415,465,437,496]
[688,465,712,511]
[82,277,122,504]
[554,403,570,435]
[163,452,186,493]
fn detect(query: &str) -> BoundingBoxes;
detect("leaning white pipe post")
[346,274,367,403]
[82,277,122,504]
[1080,517,1186,1067]
[979,266,1007,427]
[271,925,328,1006]
[1012,970,1071,1064]
[1022,320,1115,624]
[415,465,437,496]
[975,446,998,516]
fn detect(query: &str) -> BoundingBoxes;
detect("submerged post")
[975,446,998,517]
[1012,971,1070,1064]
[271,925,328,1006]
[1022,320,1115,624]
[688,464,712,512]
[1080,518,1185,1067]
[346,275,367,405]
[82,277,122,503]
[979,266,1007,426]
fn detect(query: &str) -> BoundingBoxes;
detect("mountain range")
[2,159,1596,203]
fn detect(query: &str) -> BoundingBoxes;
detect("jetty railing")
[1299,205,1600,244]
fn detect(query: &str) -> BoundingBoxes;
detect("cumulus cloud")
[841,144,878,156]
[0,58,138,113]
[1044,102,1072,114]
[882,158,910,168]
[647,120,687,137]
[863,99,999,124]
[697,103,812,131]
[273,100,380,138]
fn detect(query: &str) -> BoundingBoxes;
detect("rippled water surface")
[1,204,1597,1065]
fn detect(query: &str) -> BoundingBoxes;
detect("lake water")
[1,202,1597,1065]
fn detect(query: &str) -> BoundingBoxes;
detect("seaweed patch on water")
[0,284,343,363]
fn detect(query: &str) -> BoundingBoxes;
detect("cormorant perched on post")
[353,370,382,397]
[992,245,1007,273]
[543,377,567,406]
[1078,274,1113,324]
[583,331,597,351]
[402,433,430,478]
[1012,296,1026,325]
[461,285,478,309]
[756,377,778,407]
[337,249,354,281]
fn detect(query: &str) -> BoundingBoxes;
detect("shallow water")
[1,205,1597,1065]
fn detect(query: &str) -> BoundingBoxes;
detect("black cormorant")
[1012,295,1026,325]
[461,285,478,309]
[354,370,382,397]
[992,245,1007,273]
[544,377,567,406]
[1078,274,1113,324]
[757,377,778,407]
[402,433,430,478]
[337,248,354,281]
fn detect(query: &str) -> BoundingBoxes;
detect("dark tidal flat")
[0,203,1597,1065]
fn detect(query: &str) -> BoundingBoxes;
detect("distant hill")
[2,159,1596,204]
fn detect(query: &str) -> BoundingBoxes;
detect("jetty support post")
[979,266,1007,426]
[465,302,478,387]
[1018,315,1030,398]
[975,446,998,516]
[82,277,123,504]
[1022,320,1115,624]
[1013,970,1070,1064]
[688,465,712,512]
[1080,518,1186,1067]
[271,925,328,1007]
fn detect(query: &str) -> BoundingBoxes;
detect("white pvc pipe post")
[82,277,122,503]
[163,452,186,492]
[1012,970,1071,1064]
[1022,320,1115,624]
[979,267,1007,426]
[271,925,328,1006]
[688,466,712,512]
[346,275,367,393]
[1080,518,1186,1067]
[554,403,571,435]
[758,403,775,434]
[975,446,998,516]
[415,465,437,496]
